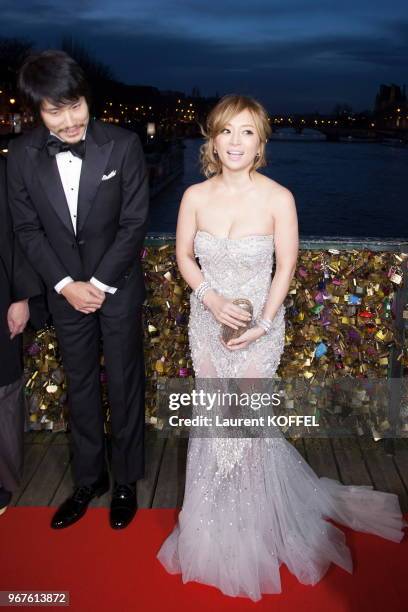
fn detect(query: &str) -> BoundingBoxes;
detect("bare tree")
[61,37,114,83]
[0,37,34,89]
[60,37,116,116]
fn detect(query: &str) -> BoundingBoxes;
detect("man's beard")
[59,121,87,142]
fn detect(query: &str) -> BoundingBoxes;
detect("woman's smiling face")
[214,108,261,173]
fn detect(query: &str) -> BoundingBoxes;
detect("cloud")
[0,0,406,112]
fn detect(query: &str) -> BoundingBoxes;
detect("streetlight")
[147,122,156,142]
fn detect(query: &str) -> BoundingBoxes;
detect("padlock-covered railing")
[23,234,408,449]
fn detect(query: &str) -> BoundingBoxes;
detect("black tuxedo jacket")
[0,155,43,386]
[7,119,149,301]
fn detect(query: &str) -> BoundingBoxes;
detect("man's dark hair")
[18,49,91,114]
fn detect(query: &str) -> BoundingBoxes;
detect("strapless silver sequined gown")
[157,231,407,601]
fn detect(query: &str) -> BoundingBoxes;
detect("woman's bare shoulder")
[183,179,213,199]
[256,174,295,208]
[256,173,293,198]
[181,178,215,211]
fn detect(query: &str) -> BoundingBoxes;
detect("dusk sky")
[1,0,407,113]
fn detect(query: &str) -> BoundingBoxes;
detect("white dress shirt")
[51,129,117,295]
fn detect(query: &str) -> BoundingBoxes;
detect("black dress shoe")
[51,473,109,529]
[110,483,138,530]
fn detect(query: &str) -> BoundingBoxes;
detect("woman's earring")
[255,152,260,160]
[213,149,218,155]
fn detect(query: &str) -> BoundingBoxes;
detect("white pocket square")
[102,170,117,181]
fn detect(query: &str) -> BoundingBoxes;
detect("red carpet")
[0,508,407,612]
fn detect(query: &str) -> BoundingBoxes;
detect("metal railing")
[144,233,408,454]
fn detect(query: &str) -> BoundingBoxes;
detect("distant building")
[374,84,407,129]
[375,84,406,112]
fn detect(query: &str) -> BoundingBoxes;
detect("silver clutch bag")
[221,298,253,343]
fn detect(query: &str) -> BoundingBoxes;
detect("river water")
[149,130,408,238]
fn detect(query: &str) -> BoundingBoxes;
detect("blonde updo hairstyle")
[200,94,271,178]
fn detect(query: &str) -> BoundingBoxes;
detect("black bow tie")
[46,136,86,159]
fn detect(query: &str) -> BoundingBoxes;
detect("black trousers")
[0,377,25,495]
[48,278,145,487]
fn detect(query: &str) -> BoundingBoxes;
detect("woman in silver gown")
[157,94,407,601]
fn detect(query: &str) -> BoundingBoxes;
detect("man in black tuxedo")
[8,50,149,529]
[0,154,42,516]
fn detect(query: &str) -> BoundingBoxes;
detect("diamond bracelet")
[194,280,211,303]
[256,317,273,335]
